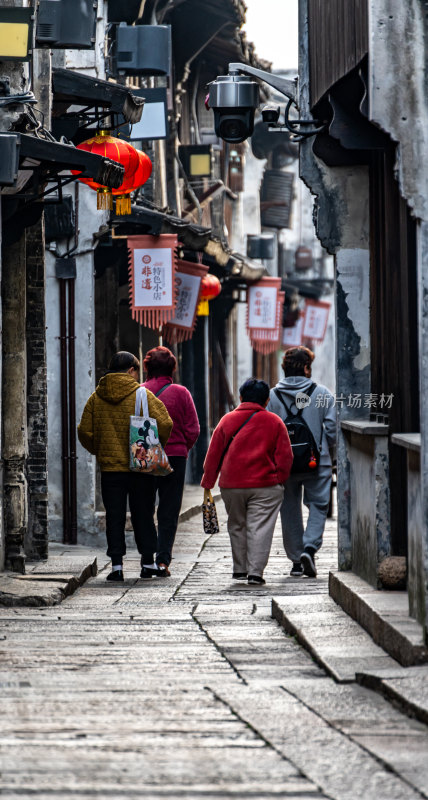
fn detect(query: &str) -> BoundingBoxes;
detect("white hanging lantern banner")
[302,300,331,342]
[247,278,283,355]
[247,279,280,330]
[128,234,178,329]
[163,259,208,343]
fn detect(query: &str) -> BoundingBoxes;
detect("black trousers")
[101,472,158,565]
[138,456,187,566]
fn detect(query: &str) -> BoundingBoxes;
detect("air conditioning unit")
[247,233,276,260]
[115,24,171,76]
[36,0,97,49]
[260,170,294,229]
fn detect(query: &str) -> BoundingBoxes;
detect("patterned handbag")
[129,387,173,476]
[202,489,220,535]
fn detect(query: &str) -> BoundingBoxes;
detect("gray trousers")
[221,485,284,577]
[280,466,332,562]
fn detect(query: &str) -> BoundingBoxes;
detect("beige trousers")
[220,485,284,577]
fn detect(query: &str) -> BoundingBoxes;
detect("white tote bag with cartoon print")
[129,387,173,476]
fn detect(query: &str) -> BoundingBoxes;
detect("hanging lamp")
[197,274,221,316]
[72,130,152,214]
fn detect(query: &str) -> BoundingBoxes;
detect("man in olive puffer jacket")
[78,351,173,582]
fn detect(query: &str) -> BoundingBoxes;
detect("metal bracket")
[228,63,298,106]
[227,63,327,141]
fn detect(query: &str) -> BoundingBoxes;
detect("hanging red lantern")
[111,148,152,214]
[72,131,151,215]
[197,273,221,316]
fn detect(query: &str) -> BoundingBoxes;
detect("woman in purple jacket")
[139,346,200,578]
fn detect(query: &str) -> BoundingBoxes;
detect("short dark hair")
[281,346,314,377]
[143,346,176,378]
[108,351,139,373]
[239,378,269,405]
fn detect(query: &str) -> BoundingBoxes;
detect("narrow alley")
[1,504,427,800]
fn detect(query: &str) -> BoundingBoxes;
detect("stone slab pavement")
[0,485,218,608]
[1,501,428,798]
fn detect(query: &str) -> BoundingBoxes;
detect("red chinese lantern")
[197,273,221,316]
[72,130,152,215]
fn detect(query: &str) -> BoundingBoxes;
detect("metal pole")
[139,323,143,379]
[59,279,70,544]
[68,278,77,545]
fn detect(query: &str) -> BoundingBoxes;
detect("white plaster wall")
[46,0,108,541]
[47,187,108,542]
[335,248,371,374]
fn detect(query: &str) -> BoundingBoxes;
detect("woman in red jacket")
[201,378,293,585]
[139,346,200,578]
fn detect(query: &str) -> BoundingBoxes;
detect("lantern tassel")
[97,189,113,210]
[197,299,210,316]
[115,195,132,215]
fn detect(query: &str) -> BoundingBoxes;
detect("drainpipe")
[68,277,77,544]
[59,278,70,543]
[56,257,77,544]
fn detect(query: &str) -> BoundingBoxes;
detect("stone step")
[0,547,100,608]
[272,593,398,683]
[329,570,428,666]
[356,665,428,727]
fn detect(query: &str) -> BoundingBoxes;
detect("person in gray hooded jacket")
[267,346,336,577]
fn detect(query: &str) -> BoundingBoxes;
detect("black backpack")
[273,385,321,474]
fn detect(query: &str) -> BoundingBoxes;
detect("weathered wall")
[406,448,425,625]
[369,0,428,222]
[0,200,3,571]
[418,220,428,631]
[344,429,391,587]
[25,218,48,560]
[369,0,428,633]
[299,0,371,569]
[2,235,28,573]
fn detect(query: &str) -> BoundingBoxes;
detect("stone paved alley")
[1,504,428,800]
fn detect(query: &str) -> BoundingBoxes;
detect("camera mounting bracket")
[228,63,298,106]
[227,63,326,141]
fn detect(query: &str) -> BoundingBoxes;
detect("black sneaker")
[247,575,265,585]
[301,550,317,577]
[290,561,304,577]
[232,572,247,580]
[106,569,124,582]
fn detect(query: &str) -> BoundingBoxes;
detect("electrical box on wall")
[115,24,171,76]
[0,134,20,186]
[36,0,97,49]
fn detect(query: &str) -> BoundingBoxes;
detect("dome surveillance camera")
[208,74,259,143]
